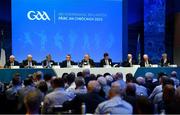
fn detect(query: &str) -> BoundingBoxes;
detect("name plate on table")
[103,65,111,68]
[35,66,43,68]
[10,66,20,69]
[83,65,90,68]
[132,65,140,68]
[71,65,79,68]
[151,65,158,67]
[169,65,178,67]
[52,65,60,69]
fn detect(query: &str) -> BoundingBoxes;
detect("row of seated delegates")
[4,52,171,68]
[122,53,171,67]
[4,53,111,68]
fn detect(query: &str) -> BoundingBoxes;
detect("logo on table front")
[27,11,51,21]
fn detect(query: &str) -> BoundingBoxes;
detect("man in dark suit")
[122,54,136,67]
[140,54,152,67]
[160,53,170,67]
[4,55,19,68]
[61,54,76,68]
[22,54,37,68]
[63,80,105,114]
[81,54,95,67]
[41,54,56,68]
[100,53,112,67]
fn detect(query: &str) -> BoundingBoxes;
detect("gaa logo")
[27,11,51,21]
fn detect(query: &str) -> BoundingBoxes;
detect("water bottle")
[81,102,86,115]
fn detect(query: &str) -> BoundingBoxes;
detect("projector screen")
[12,0,124,62]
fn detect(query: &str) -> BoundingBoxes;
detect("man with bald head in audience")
[95,82,132,114]
[5,55,19,68]
[63,80,105,114]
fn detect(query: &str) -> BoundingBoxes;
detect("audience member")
[170,71,179,88]
[74,77,87,94]
[135,96,153,114]
[95,82,132,114]
[42,78,74,113]
[24,89,43,115]
[63,80,105,114]
[144,72,155,95]
[97,76,110,98]
[136,77,148,96]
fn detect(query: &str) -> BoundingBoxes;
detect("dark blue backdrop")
[0,0,178,63]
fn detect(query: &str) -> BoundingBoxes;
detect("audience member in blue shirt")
[95,82,132,114]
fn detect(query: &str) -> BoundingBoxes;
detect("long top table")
[0,67,179,83]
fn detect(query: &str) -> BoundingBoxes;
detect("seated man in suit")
[61,54,76,68]
[140,54,152,67]
[100,53,112,67]
[42,54,56,68]
[4,55,19,68]
[160,53,170,67]
[122,54,136,67]
[81,54,95,68]
[22,54,37,68]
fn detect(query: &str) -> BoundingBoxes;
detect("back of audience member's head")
[62,73,68,79]
[82,69,90,77]
[87,80,101,93]
[96,74,103,79]
[162,77,174,88]
[75,77,85,88]
[37,81,48,94]
[103,73,111,77]
[157,72,166,82]
[24,77,33,86]
[67,72,75,85]
[163,84,175,104]
[97,76,107,86]
[77,72,83,77]
[135,96,153,114]
[61,73,68,83]
[44,74,52,82]
[145,72,154,82]
[12,73,21,86]
[35,71,43,81]
[108,85,121,99]
[136,77,145,85]
[171,71,177,78]
[89,74,96,80]
[114,72,123,80]
[24,89,42,114]
[126,83,136,97]
[51,78,64,89]
[126,73,135,83]
[105,75,114,86]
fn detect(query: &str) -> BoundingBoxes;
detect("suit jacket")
[160,58,170,67]
[61,60,76,68]
[41,60,56,68]
[122,59,136,67]
[100,58,112,67]
[4,60,19,68]
[63,92,105,114]
[81,59,95,67]
[140,60,152,67]
[22,60,37,68]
